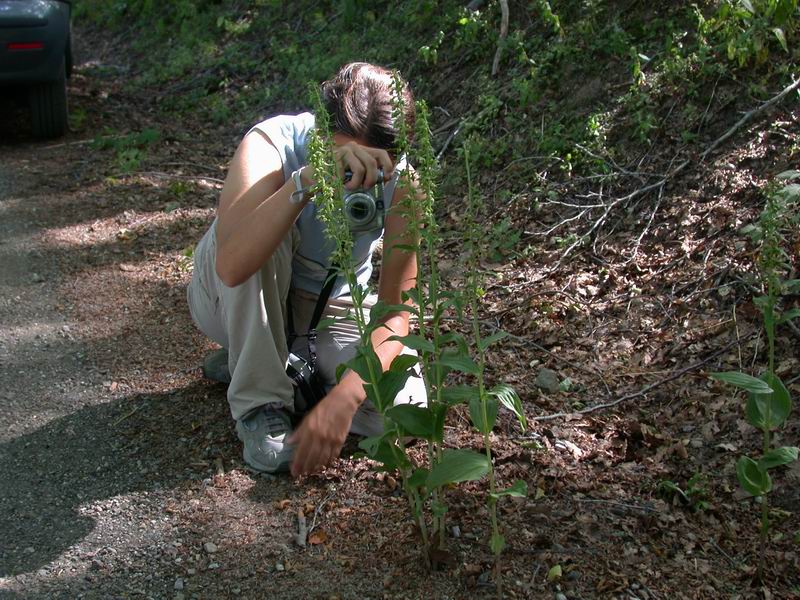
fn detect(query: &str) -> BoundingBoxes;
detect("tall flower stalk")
[307,82,429,549]
[463,141,528,596]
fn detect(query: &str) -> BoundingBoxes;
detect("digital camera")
[343,169,386,233]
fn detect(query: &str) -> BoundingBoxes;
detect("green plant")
[699,0,799,66]
[464,142,528,596]
[657,473,711,511]
[418,30,445,65]
[711,171,800,580]
[92,128,161,174]
[487,217,522,261]
[307,76,526,581]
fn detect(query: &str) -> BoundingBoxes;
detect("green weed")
[92,128,161,174]
[699,0,799,67]
[711,171,800,581]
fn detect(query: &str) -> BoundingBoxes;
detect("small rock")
[186,568,196,575]
[203,542,217,554]
[450,525,461,538]
[535,368,560,393]
[208,562,220,569]
[275,563,285,572]
[24,547,35,554]
[175,594,185,600]
[555,593,568,600]
[174,578,184,591]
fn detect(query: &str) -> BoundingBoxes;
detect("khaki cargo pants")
[186,221,426,437]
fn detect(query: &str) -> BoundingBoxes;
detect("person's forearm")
[334,312,411,407]
[215,176,310,287]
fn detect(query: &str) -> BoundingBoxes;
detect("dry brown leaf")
[308,530,328,545]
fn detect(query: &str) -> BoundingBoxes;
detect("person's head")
[321,62,415,151]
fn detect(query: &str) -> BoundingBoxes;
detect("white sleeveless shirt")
[249,112,404,299]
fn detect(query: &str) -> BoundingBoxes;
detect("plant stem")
[465,142,503,597]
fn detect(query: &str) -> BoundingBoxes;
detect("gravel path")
[0,142,182,598]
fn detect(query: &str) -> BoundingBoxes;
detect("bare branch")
[491,0,509,77]
[701,76,800,161]
[533,332,755,421]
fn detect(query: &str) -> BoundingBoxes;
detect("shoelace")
[260,409,289,435]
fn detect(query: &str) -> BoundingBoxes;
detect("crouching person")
[187,63,427,477]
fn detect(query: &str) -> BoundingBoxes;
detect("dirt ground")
[1,26,799,600]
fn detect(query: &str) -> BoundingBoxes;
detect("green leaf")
[777,308,800,325]
[367,301,415,325]
[491,480,528,499]
[315,316,338,332]
[426,449,490,489]
[736,456,772,496]
[477,330,509,351]
[358,435,409,470]
[437,353,479,375]
[431,403,448,443]
[759,447,799,471]
[776,170,800,182]
[491,384,527,432]
[746,373,791,430]
[401,287,421,306]
[774,0,797,24]
[387,334,434,353]
[408,467,429,488]
[771,27,788,52]
[490,532,506,555]
[373,368,415,412]
[439,332,468,352]
[740,0,755,14]
[347,345,382,383]
[389,354,419,373]
[547,564,562,582]
[439,385,479,406]
[469,395,498,434]
[711,371,775,394]
[386,404,435,439]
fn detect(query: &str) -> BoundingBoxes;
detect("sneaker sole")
[242,444,291,473]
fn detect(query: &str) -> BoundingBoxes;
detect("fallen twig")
[308,485,337,535]
[701,75,800,161]
[533,332,755,421]
[435,122,462,161]
[710,538,739,568]
[624,184,663,265]
[294,509,307,548]
[112,404,140,426]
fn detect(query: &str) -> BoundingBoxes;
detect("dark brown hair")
[321,62,416,150]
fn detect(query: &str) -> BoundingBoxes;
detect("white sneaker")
[235,405,293,473]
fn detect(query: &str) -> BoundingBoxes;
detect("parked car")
[0,0,72,138]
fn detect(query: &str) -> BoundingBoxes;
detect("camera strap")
[286,266,338,369]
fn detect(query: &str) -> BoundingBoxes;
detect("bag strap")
[287,266,338,364]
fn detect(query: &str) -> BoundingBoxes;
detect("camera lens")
[345,193,375,226]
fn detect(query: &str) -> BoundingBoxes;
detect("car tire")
[29,59,68,139]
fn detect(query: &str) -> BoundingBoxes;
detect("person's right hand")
[301,139,394,194]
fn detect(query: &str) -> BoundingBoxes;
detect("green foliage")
[699,0,799,66]
[92,128,161,173]
[710,171,799,579]
[658,473,711,511]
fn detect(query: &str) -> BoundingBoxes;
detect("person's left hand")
[288,387,359,476]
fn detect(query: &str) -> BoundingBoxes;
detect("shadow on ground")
[0,380,234,578]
